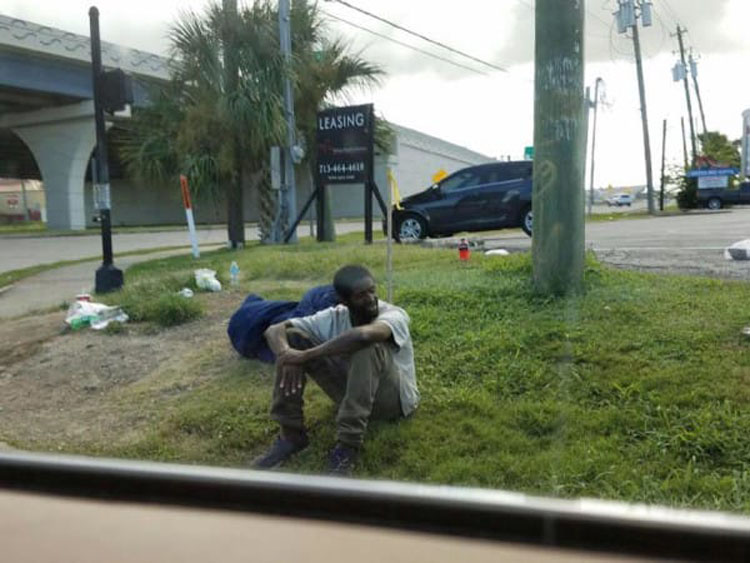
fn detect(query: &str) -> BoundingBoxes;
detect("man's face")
[345,276,379,323]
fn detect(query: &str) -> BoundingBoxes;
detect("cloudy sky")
[5,0,749,190]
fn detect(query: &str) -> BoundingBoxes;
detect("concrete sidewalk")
[0,246,223,319]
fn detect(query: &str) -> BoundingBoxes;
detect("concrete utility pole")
[89,6,123,293]
[675,26,697,164]
[588,77,603,217]
[689,52,708,135]
[532,0,585,295]
[278,0,298,243]
[631,15,655,214]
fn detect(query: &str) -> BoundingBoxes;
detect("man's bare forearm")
[264,321,293,356]
[302,328,369,361]
[303,323,392,362]
[265,321,391,365]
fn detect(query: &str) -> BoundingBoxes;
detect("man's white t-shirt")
[289,301,419,417]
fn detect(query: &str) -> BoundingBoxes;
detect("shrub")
[138,294,203,327]
[676,175,697,210]
[101,275,203,327]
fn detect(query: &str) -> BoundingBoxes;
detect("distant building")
[741,109,750,179]
[0,178,44,223]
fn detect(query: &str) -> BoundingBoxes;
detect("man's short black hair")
[333,265,374,299]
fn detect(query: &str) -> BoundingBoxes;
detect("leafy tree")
[675,131,742,209]
[696,132,741,168]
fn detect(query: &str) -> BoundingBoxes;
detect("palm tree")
[120,0,385,245]
[121,1,285,247]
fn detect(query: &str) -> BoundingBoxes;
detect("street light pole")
[89,6,122,293]
[588,77,603,217]
[279,0,298,243]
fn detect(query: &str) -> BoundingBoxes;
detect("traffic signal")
[100,68,133,113]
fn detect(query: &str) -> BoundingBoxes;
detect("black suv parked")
[389,161,533,241]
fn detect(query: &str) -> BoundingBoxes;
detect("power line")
[658,0,701,52]
[516,0,612,32]
[659,0,681,27]
[587,6,613,29]
[324,0,509,73]
[321,10,489,76]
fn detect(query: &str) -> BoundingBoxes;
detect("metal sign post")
[386,169,396,303]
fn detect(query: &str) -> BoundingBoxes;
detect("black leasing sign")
[316,104,374,185]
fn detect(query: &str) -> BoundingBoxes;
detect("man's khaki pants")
[270,328,402,448]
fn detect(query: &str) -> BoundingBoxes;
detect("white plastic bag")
[485,249,510,256]
[194,268,222,292]
[65,301,129,330]
[724,239,750,261]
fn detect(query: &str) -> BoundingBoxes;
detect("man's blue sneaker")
[252,435,309,469]
[327,443,359,476]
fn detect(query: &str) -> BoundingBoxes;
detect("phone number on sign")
[319,162,365,174]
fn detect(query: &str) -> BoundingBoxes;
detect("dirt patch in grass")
[0,290,249,452]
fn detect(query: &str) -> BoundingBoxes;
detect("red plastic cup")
[458,239,470,261]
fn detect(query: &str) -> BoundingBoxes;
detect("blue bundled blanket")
[227,285,339,363]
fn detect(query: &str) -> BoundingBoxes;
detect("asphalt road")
[482,207,750,280]
[481,207,749,251]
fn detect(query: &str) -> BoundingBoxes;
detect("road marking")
[594,247,728,251]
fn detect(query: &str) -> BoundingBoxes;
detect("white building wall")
[391,125,495,199]
[742,109,750,179]
[83,123,495,226]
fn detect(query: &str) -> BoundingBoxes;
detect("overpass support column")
[3,102,96,231]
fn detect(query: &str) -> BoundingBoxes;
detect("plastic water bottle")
[229,261,240,285]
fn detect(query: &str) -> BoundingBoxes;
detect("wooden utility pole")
[676,26,697,164]
[688,52,708,135]
[631,21,655,214]
[680,116,689,169]
[532,0,585,295]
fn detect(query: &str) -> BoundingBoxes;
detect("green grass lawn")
[80,236,750,512]
[0,221,47,234]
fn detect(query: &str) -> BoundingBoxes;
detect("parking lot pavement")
[470,208,750,280]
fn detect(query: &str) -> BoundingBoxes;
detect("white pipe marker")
[180,175,200,259]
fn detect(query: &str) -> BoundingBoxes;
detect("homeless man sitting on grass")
[254,265,419,475]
